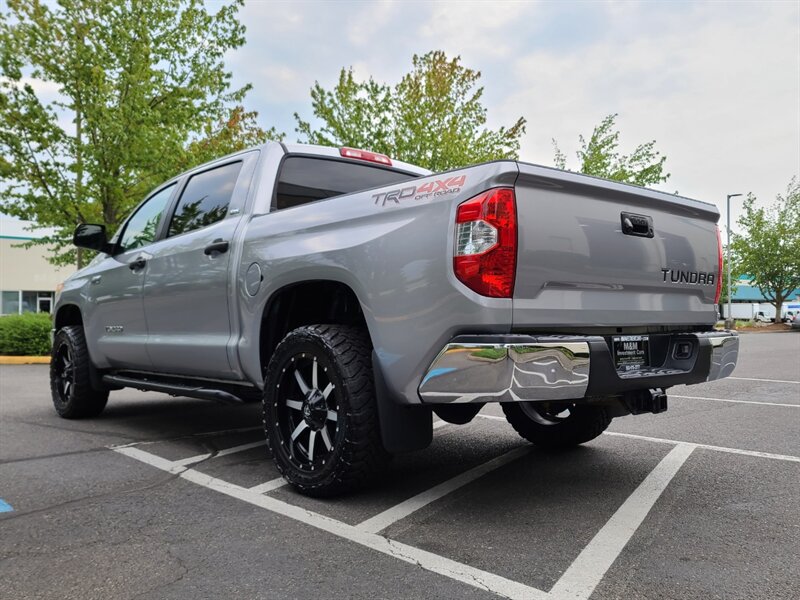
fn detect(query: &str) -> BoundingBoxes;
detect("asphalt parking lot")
[1,332,798,600]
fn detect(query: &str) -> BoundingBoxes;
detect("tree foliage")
[731,179,800,319]
[553,113,669,187]
[182,105,283,171]
[0,0,275,267]
[720,244,742,307]
[295,50,526,172]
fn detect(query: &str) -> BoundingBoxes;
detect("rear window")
[275,156,416,210]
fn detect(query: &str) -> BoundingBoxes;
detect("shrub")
[0,312,53,356]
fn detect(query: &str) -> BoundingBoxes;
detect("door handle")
[129,257,146,271]
[204,239,230,255]
[90,275,102,285]
[620,212,654,238]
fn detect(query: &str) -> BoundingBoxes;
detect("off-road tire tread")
[502,403,611,449]
[50,326,109,419]
[263,324,389,497]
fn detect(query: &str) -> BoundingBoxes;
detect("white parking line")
[357,446,530,534]
[604,432,800,463]
[175,440,267,467]
[432,419,450,430]
[114,446,188,474]
[114,446,549,600]
[549,443,695,600]
[248,477,288,494]
[473,414,800,463]
[671,394,799,408]
[727,376,799,384]
[111,426,263,449]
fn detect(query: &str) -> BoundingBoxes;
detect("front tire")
[50,326,109,419]
[502,402,610,449]
[263,325,388,497]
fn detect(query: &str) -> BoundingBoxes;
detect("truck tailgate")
[513,163,720,329]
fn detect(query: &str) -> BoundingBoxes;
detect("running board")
[102,374,246,404]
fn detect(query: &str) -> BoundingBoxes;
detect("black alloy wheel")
[49,326,109,418]
[263,325,388,496]
[53,341,75,402]
[274,351,340,471]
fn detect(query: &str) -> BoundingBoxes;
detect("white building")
[0,216,74,315]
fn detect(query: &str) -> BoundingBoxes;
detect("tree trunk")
[774,298,783,323]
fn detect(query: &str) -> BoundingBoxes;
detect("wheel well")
[55,304,83,330]
[259,281,368,374]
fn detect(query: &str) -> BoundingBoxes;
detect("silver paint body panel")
[56,142,735,405]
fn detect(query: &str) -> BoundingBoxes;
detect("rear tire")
[50,326,109,419]
[263,325,389,497]
[502,402,610,449]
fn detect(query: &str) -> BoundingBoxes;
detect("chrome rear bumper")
[418,331,738,404]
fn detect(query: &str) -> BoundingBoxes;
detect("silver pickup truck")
[51,142,739,495]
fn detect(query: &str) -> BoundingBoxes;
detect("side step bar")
[102,374,247,404]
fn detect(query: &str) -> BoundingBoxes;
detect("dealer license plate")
[612,335,650,372]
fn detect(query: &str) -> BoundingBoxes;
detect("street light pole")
[726,193,742,328]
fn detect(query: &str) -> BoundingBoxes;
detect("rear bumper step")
[418,330,738,404]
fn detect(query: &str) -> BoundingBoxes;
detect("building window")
[1,291,55,315]
[1,291,19,315]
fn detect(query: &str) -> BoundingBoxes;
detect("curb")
[0,356,50,365]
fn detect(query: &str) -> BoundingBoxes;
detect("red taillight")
[453,188,517,298]
[715,226,723,304]
[340,147,392,166]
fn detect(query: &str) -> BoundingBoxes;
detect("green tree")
[553,113,669,187]
[0,0,275,267]
[720,246,742,308]
[183,105,283,171]
[295,50,526,172]
[731,179,800,322]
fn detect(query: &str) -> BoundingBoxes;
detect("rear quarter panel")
[236,161,519,403]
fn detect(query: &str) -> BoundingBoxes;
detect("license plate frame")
[612,335,650,372]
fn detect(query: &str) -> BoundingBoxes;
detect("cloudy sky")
[226,0,799,230]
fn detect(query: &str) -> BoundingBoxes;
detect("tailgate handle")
[621,212,654,238]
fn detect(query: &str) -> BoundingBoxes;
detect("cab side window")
[118,184,175,252]
[168,162,243,237]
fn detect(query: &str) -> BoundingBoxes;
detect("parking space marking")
[248,477,288,494]
[114,445,549,600]
[174,453,213,466]
[671,394,800,408]
[549,443,695,600]
[357,446,530,534]
[111,409,797,600]
[727,376,799,384]
[175,440,267,467]
[432,419,450,430]
[114,446,189,474]
[111,426,263,449]
[604,432,800,463]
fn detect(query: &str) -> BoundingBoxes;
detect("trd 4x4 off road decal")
[372,175,466,206]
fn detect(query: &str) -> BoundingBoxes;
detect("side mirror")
[73,224,114,254]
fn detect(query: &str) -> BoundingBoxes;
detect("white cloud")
[256,63,308,103]
[417,1,535,60]
[495,1,799,225]
[232,0,799,228]
[346,0,399,47]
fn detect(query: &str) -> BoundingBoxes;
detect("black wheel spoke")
[274,352,339,471]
